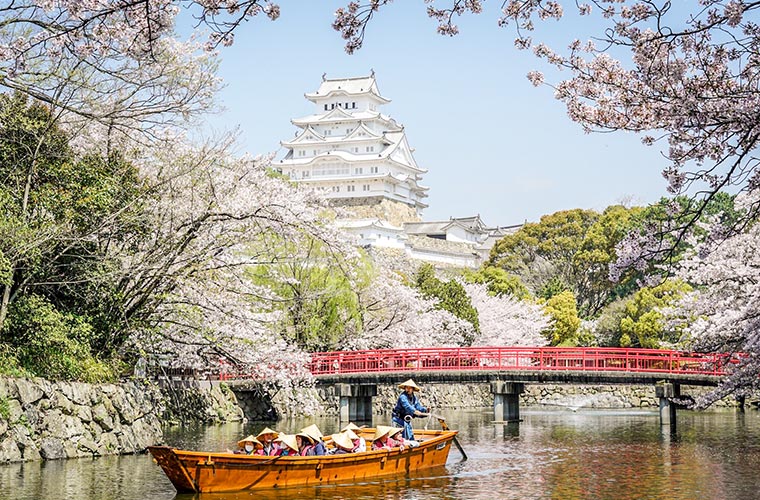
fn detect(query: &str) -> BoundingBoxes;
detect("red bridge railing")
[308,347,733,377]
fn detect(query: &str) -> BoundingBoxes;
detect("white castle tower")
[277,73,429,216]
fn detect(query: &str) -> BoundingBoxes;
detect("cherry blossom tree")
[347,269,473,350]
[109,133,353,355]
[463,282,550,346]
[674,190,760,406]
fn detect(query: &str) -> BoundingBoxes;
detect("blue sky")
[197,1,668,226]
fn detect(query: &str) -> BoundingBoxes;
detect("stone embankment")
[160,380,244,424]
[0,377,163,464]
[315,382,741,416]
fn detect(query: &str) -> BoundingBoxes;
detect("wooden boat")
[149,428,458,493]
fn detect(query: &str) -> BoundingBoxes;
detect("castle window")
[324,104,328,111]
[352,102,357,109]
[345,102,349,108]
[370,166,379,173]
[331,103,335,109]
[332,186,340,192]
[362,184,370,191]
[354,167,363,174]
[347,185,355,192]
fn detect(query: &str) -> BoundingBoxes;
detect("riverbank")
[0,375,747,464]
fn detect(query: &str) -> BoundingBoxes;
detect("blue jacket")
[393,392,427,420]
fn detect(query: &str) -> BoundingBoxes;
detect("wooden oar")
[430,414,467,461]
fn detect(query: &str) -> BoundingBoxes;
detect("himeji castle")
[278,72,428,216]
[278,73,520,267]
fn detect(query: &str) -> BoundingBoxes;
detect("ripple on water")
[3,408,760,500]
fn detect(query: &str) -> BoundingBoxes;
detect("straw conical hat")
[398,379,421,391]
[300,423,324,441]
[372,425,394,442]
[331,432,354,450]
[256,427,279,440]
[236,435,261,448]
[276,433,299,452]
[296,432,315,444]
[388,427,403,438]
[342,429,359,440]
[341,422,361,432]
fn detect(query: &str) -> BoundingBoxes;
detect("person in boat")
[341,423,366,452]
[372,425,406,452]
[276,434,299,456]
[299,424,327,456]
[255,427,280,456]
[330,432,356,454]
[296,432,316,456]
[234,435,262,455]
[392,379,429,440]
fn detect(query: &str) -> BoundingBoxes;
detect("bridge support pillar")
[656,382,680,427]
[492,381,524,423]
[335,384,377,423]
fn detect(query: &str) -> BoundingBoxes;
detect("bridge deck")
[313,370,721,387]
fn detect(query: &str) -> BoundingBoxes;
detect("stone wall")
[311,382,741,417]
[0,377,164,464]
[160,380,245,424]
[334,197,421,226]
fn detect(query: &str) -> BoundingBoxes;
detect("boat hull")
[149,429,457,493]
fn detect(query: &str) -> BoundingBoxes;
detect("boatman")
[392,379,429,440]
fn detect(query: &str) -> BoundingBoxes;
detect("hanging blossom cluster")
[333,0,485,54]
[333,1,760,271]
[673,191,760,407]
[0,1,278,136]
[463,282,551,347]
[499,1,760,255]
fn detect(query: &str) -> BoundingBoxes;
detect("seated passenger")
[234,435,261,455]
[389,426,419,448]
[342,428,366,453]
[299,424,327,456]
[296,432,316,456]
[372,425,405,451]
[255,427,280,456]
[330,432,355,455]
[276,434,299,456]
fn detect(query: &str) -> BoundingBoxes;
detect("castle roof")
[305,75,389,104]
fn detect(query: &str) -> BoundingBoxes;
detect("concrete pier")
[492,381,524,422]
[656,382,680,427]
[335,383,377,422]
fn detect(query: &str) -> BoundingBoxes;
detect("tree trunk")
[0,285,10,331]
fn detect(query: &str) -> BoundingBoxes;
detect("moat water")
[2,408,760,499]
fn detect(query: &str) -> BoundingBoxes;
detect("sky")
[196,1,669,226]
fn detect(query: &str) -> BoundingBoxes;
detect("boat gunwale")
[155,428,457,466]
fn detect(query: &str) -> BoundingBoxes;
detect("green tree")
[247,234,370,352]
[413,263,479,342]
[0,94,145,379]
[463,266,531,300]
[619,280,692,349]
[488,207,640,318]
[542,291,580,346]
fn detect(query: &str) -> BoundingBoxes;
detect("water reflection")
[3,408,760,500]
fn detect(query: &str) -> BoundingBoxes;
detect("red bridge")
[308,346,729,380]
[226,347,734,426]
